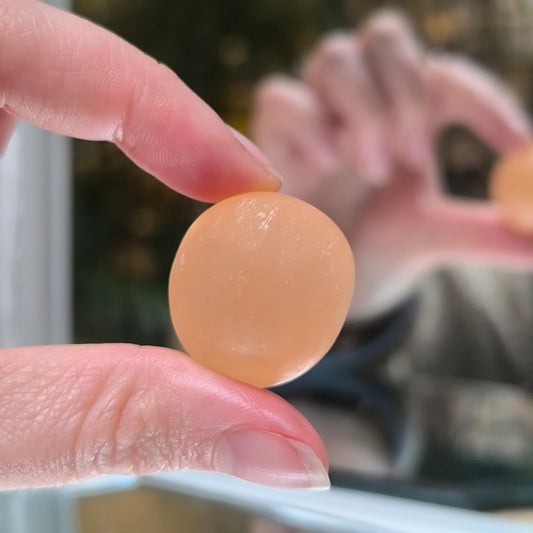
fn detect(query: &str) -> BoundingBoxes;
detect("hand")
[252,10,533,321]
[0,0,329,490]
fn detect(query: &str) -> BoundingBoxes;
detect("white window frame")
[0,0,72,348]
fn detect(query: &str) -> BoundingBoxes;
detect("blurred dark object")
[331,377,533,511]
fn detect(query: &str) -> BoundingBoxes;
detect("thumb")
[420,198,533,269]
[0,344,329,490]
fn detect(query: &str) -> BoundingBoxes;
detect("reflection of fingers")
[0,344,328,490]
[360,11,431,171]
[0,109,17,156]
[428,55,532,154]
[252,76,337,195]
[303,33,389,184]
[252,76,370,229]
[423,198,533,268]
[0,0,280,202]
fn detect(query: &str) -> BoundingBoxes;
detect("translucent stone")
[169,191,355,388]
[490,144,533,235]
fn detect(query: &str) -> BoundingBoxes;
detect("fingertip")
[361,8,413,37]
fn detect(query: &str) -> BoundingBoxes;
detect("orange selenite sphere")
[490,144,533,234]
[168,191,355,388]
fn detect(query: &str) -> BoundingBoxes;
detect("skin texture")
[252,10,533,320]
[0,0,330,490]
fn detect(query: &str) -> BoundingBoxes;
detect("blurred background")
[72,0,533,345]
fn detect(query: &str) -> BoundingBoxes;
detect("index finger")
[427,54,532,154]
[0,0,280,202]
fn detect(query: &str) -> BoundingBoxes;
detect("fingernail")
[227,125,283,185]
[214,427,330,489]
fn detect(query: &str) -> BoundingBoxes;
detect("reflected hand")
[0,0,328,490]
[252,11,533,320]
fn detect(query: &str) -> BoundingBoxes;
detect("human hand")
[252,10,533,321]
[0,0,329,490]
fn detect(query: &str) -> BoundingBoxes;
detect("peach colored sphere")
[490,144,533,235]
[168,192,355,388]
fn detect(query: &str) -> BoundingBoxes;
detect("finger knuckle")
[74,355,179,477]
